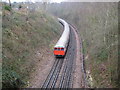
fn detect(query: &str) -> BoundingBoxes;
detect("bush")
[19,5,22,9]
[2,68,24,88]
[4,5,11,11]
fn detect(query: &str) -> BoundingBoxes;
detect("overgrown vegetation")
[4,5,11,11]
[47,2,118,88]
[2,3,62,88]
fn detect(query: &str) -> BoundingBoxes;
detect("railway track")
[57,26,76,88]
[41,58,63,88]
[41,24,77,88]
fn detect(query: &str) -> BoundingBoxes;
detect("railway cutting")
[41,18,84,88]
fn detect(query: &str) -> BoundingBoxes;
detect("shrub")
[4,5,11,11]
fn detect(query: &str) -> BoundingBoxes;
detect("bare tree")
[25,0,34,22]
[42,0,50,11]
[8,0,11,7]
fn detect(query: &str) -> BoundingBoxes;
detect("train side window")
[58,48,60,50]
[61,48,64,50]
[54,48,57,50]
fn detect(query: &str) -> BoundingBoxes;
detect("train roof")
[54,18,70,48]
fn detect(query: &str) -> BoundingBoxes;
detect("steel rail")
[58,27,75,88]
[50,59,63,88]
[41,59,59,88]
[69,23,87,88]
[41,23,77,89]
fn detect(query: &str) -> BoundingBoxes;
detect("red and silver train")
[54,18,70,57]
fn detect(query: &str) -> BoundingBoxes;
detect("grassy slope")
[47,2,118,88]
[0,3,2,89]
[2,6,62,88]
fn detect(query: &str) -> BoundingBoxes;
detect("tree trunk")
[8,0,11,7]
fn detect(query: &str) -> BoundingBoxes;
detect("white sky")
[2,0,119,3]
[2,0,65,3]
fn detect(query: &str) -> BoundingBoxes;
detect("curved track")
[41,24,77,88]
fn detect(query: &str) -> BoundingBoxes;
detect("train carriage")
[54,18,70,57]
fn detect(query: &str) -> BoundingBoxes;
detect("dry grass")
[2,4,62,88]
[47,2,118,88]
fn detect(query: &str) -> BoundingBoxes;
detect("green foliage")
[2,68,24,88]
[97,48,108,61]
[4,5,11,11]
[2,9,61,88]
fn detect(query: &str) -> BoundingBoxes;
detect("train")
[54,18,70,57]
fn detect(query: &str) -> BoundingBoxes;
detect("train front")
[54,46,65,57]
